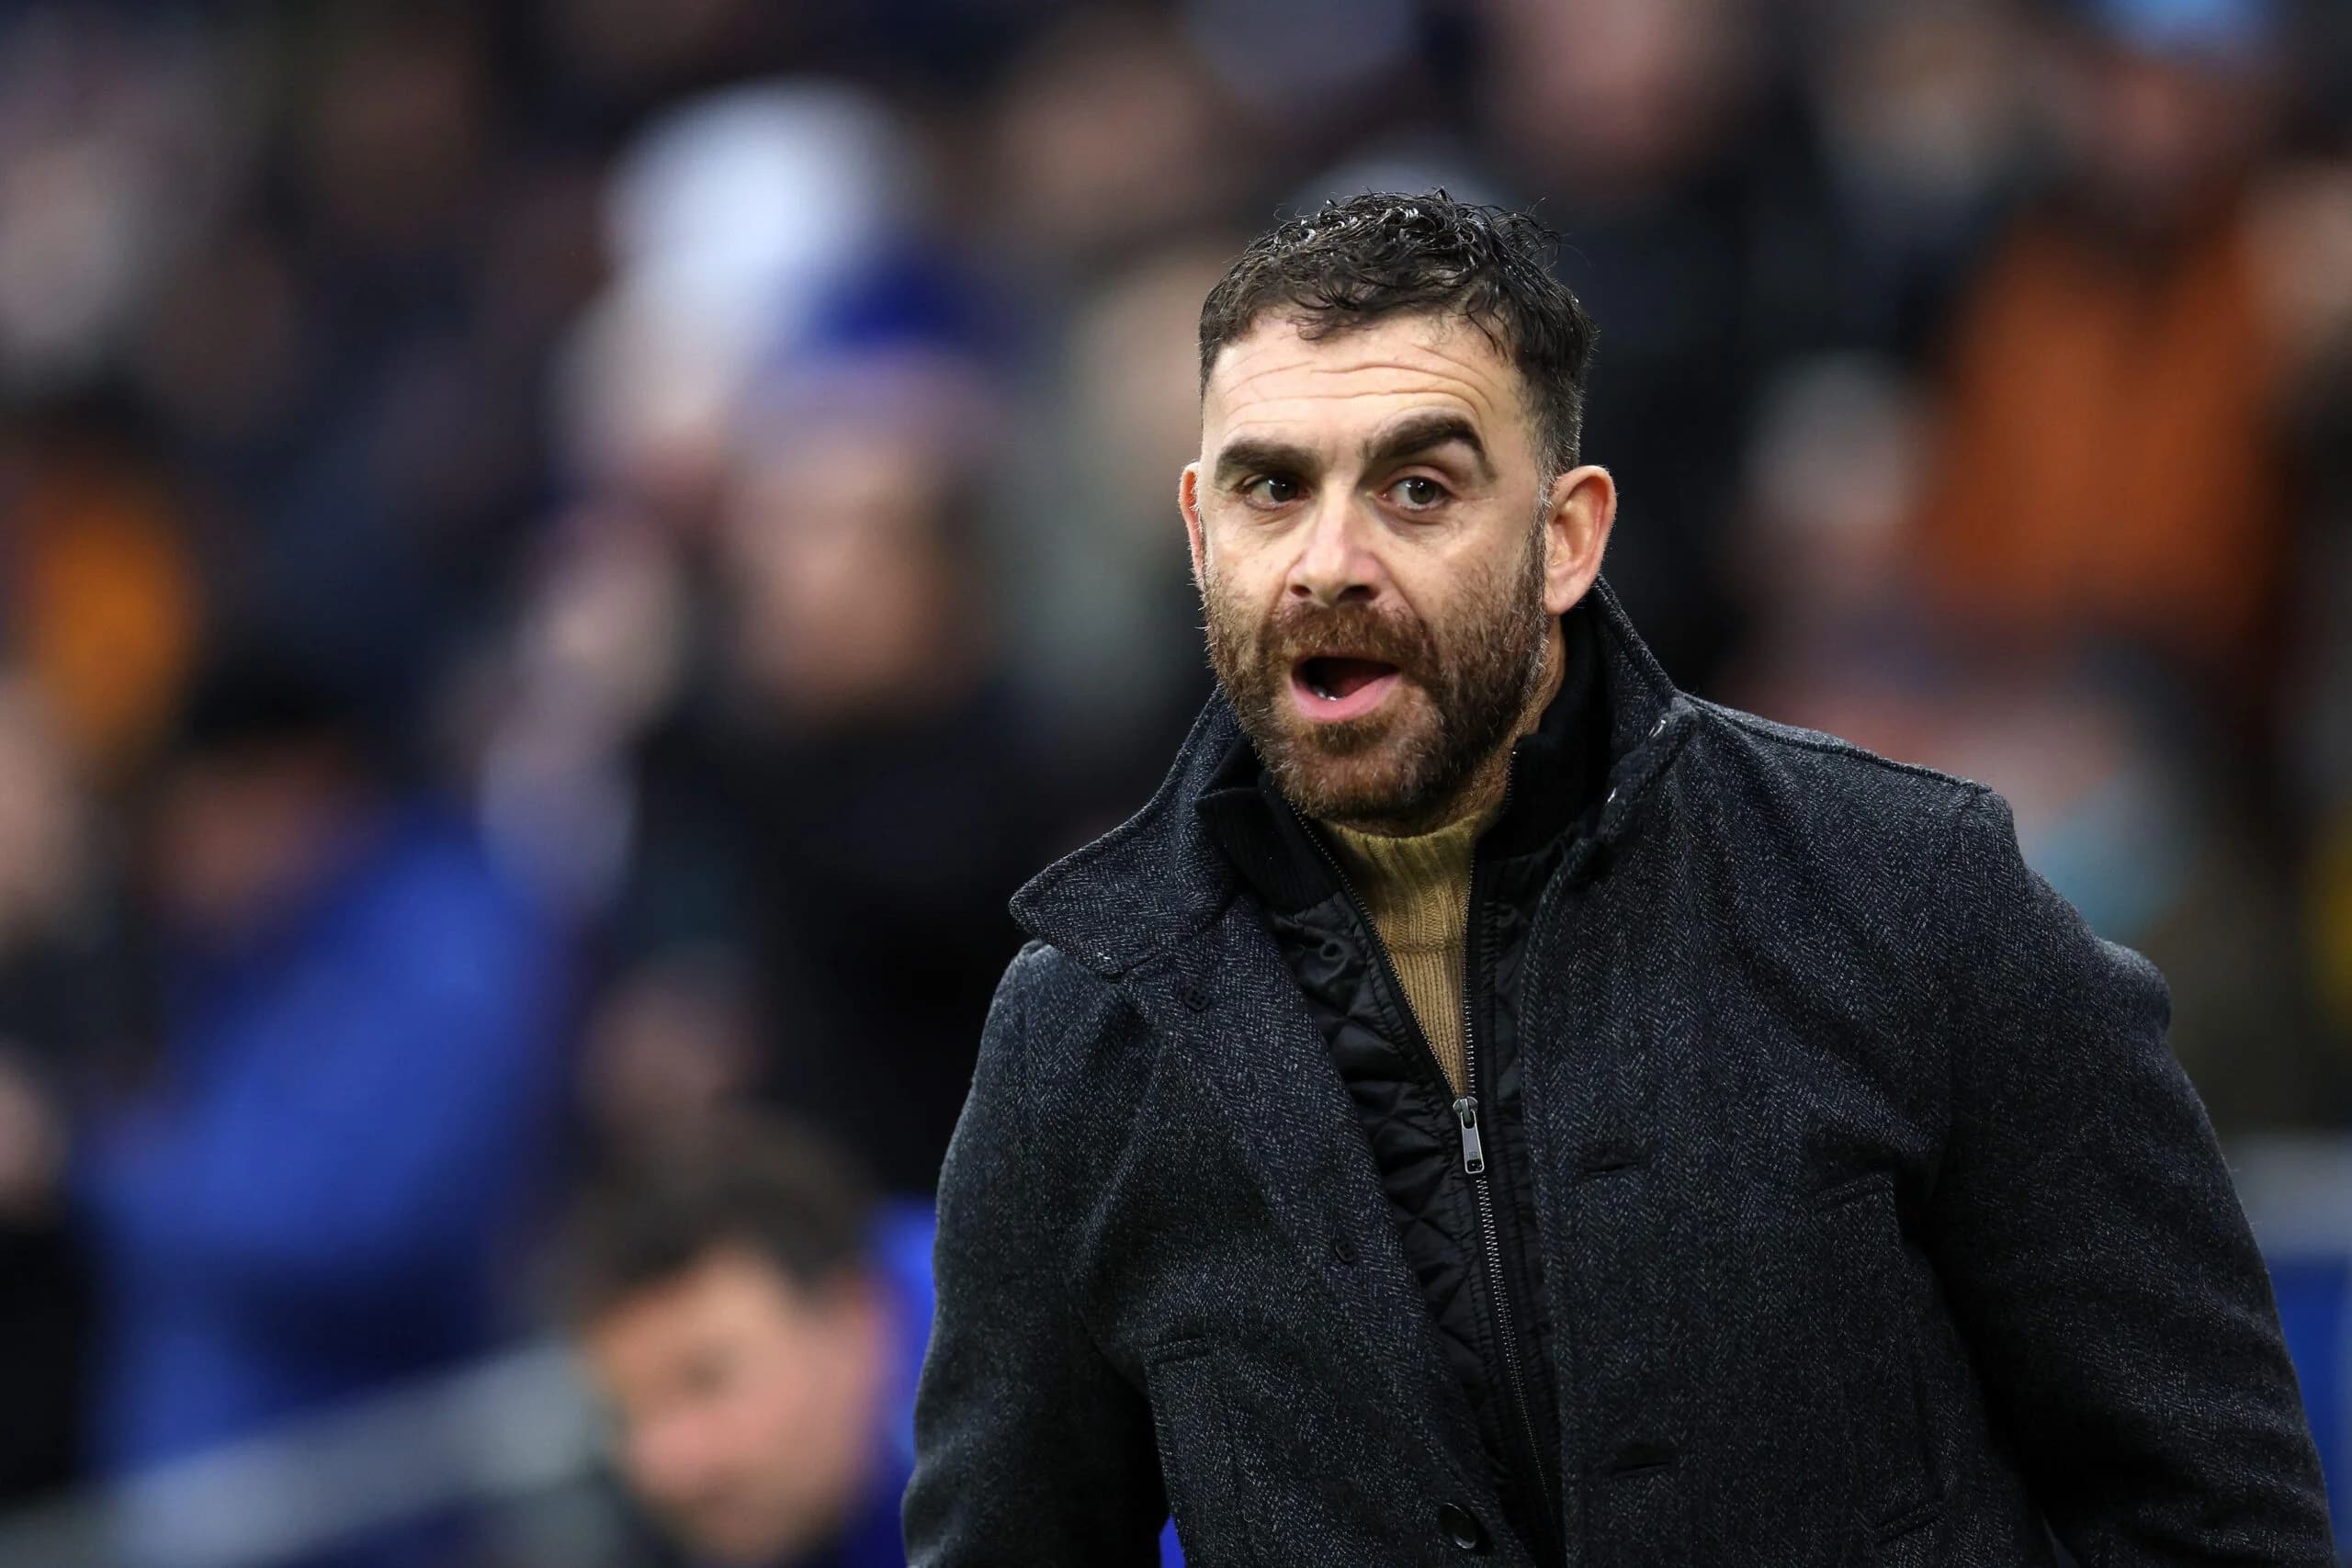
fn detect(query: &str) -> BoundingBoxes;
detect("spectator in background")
[1475,0,1791,693]
[561,1116,1182,1568]
[1789,0,2032,357]
[992,240,1233,816]
[614,353,1065,1196]
[67,655,568,1517]
[978,7,1248,286]
[560,1117,929,1568]
[1911,0,2351,716]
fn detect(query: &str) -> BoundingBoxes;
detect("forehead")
[1201,310,1530,458]
[585,1252,810,1366]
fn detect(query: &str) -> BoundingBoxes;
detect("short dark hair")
[1198,192,1598,476]
[557,1116,876,1325]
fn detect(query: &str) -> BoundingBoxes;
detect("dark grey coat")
[904,581,2334,1567]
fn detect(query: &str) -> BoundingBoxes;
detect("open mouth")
[1291,655,1403,723]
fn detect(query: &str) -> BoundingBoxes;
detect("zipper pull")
[1453,1095,1486,1175]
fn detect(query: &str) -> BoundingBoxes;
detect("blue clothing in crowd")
[75,806,565,1476]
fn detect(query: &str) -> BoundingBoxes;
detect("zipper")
[1289,767,1563,1562]
[1460,795,1565,1563]
[1452,1096,1486,1173]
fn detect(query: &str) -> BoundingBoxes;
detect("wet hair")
[557,1115,876,1324]
[1198,191,1599,477]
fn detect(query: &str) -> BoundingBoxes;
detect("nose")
[1286,493,1383,609]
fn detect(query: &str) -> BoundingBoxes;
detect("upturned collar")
[1010,576,1693,978]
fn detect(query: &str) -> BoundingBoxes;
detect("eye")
[1241,475,1302,508]
[1385,475,1450,512]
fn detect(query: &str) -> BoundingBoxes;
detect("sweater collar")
[1321,801,1491,889]
[1010,576,1693,977]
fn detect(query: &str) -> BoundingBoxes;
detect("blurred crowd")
[0,0,2349,1560]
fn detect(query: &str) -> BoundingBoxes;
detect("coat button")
[1329,1235,1358,1265]
[1435,1502,1487,1551]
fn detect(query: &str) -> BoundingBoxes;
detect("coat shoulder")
[986,938,1159,1108]
[1675,700,2019,957]
[993,936,1106,1023]
[1690,699,1986,806]
[1685,697,1996,845]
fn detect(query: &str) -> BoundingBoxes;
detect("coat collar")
[1010,575,1694,978]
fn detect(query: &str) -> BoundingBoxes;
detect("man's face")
[148,743,354,939]
[581,1249,889,1566]
[1182,310,1609,832]
[723,427,968,725]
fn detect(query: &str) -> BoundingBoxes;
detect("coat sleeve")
[903,942,1170,1566]
[1923,788,2335,1562]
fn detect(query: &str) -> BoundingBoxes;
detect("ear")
[1539,464,1615,616]
[1180,462,1208,592]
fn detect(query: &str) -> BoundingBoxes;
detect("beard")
[1203,525,1553,834]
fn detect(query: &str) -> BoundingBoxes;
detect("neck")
[1328,616,1566,840]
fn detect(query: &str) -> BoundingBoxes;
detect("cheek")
[725,1321,842,1452]
[1197,496,1296,574]
[740,1359,820,1440]
[1199,557,1264,635]
[1197,524,1249,592]
[627,1404,721,1501]
[1405,552,1531,654]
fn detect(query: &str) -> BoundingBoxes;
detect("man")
[905,193,2335,1564]
[565,1121,933,1568]
[617,355,1068,1198]
[564,1119,1184,1567]
[73,652,567,1564]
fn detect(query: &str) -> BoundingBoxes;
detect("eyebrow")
[1363,412,1491,481]
[1211,413,1493,488]
[1211,436,1317,488]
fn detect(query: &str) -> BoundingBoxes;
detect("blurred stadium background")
[0,0,2347,1561]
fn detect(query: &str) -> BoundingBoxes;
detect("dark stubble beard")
[1203,522,1553,835]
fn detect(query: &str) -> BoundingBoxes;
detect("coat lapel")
[1122,897,1506,1507]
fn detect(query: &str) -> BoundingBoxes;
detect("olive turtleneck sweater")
[1323,803,1501,1095]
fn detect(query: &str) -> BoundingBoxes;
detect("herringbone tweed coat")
[905,580,2333,1567]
